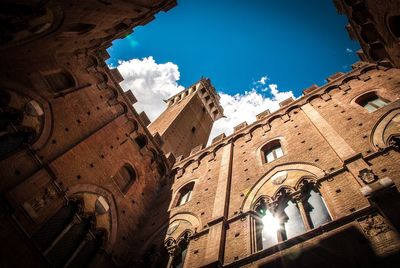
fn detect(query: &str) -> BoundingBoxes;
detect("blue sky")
[107,0,360,141]
[107,0,359,97]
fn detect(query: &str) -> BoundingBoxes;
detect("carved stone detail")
[358,168,377,184]
[164,238,177,256]
[389,136,400,152]
[270,171,288,185]
[179,231,192,243]
[24,182,59,217]
[167,222,180,235]
[358,213,390,237]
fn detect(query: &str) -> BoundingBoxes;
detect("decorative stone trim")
[360,177,395,196]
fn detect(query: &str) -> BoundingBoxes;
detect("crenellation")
[1,1,400,267]
[278,97,294,107]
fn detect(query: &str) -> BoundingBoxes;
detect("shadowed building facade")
[1,1,400,268]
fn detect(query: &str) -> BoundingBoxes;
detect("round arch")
[67,184,118,251]
[370,107,400,150]
[0,83,54,151]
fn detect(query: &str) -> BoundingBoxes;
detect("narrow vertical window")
[302,186,332,228]
[114,164,136,194]
[176,182,194,207]
[32,202,79,250]
[260,209,279,249]
[172,241,188,268]
[387,15,400,38]
[281,199,306,240]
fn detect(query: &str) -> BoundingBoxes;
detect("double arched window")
[32,200,105,267]
[255,181,331,251]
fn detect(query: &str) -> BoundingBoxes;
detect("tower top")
[166,78,224,121]
[149,77,223,158]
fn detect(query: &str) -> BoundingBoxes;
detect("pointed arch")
[140,212,201,256]
[295,177,318,191]
[177,229,193,243]
[67,184,118,250]
[370,108,400,150]
[272,185,295,201]
[241,162,325,212]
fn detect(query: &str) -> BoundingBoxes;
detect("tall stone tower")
[148,78,224,158]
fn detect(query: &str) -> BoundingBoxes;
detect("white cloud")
[209,84,295,143]
[346,48,353,53]
[116,58,295,145]
[117,56,184,120]
[257,76,269,85]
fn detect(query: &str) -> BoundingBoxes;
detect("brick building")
[0,1,400,268]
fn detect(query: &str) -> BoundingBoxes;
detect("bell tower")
[148,78,224,158]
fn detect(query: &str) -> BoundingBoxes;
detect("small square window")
[355,92,389,112]
[262,140,284,163]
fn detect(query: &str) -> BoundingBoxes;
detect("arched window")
[143,244,169,268]
[47,216,93,267]
[302,184,332,228]
[135,134,147,149]
[32,200,105,267]
[32,201,79,250]
[355,92,389,112]
[172,239,188,268]
[279,198,306,240]
[0,90,43,157]
[176,182,194,207]
[262,139,284,163]
[113,164,136,194]
[256,208,278,251]
[255,183,331,251]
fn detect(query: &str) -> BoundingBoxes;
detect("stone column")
[201,143,233,267]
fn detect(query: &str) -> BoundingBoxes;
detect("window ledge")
[225,206,375,268]
[262,154,286,165]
